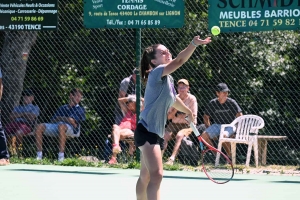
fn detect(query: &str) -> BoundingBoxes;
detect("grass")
[9,156,180,170]
[9,155,194,170]
[8,156,300,176]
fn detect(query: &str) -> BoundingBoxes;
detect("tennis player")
[134,35,211,200]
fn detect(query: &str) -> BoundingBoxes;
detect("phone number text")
[219,18,300,28]
[106,19,161,26]
[10,16,44,22]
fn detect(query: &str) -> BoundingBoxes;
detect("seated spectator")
[103,70,137,162]
[5,89,39,154]
[108,95,143,164]
[163,79,197,165]
[114,68,137,125]
[35,88,86,162]
[173,124,206,146]
[201,83,243,157]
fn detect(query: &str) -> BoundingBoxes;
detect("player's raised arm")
[162,36,211,76]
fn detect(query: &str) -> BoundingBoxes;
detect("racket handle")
[199,141,204,151]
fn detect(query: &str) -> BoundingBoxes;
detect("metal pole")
[135,28,141,162]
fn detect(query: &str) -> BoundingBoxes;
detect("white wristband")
[191,39,198,47]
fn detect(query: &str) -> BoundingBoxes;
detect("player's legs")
[139,142,163,200]
[134,123,164,200]
[136,153,150,200]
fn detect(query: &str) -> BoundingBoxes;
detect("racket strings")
[202,150,234,183]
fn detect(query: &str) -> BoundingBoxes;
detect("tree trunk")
[0,31,38,123]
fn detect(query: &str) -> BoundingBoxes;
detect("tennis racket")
[189,122,234,184]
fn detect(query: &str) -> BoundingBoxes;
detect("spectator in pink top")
[108,95,143,164]
[163,79,198,165]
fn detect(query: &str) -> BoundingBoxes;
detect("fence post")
[135,28,141,162]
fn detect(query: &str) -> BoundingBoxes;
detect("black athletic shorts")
[134,123,164,150]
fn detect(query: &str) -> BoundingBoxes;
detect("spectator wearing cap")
[163,79,198,165]
[201,83,243,157]
[107,69,137,162]
[108,94,144,164]
[114,68,137,124]
[5,89,40,154]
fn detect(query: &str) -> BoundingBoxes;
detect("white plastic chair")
[215,115,265,167]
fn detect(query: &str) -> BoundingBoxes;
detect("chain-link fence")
[0,0,299,167]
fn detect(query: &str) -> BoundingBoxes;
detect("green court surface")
[1,164,299,200]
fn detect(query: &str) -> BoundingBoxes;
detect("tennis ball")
[211,26,221,36]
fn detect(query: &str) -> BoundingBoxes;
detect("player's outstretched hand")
[193,36,212,45]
